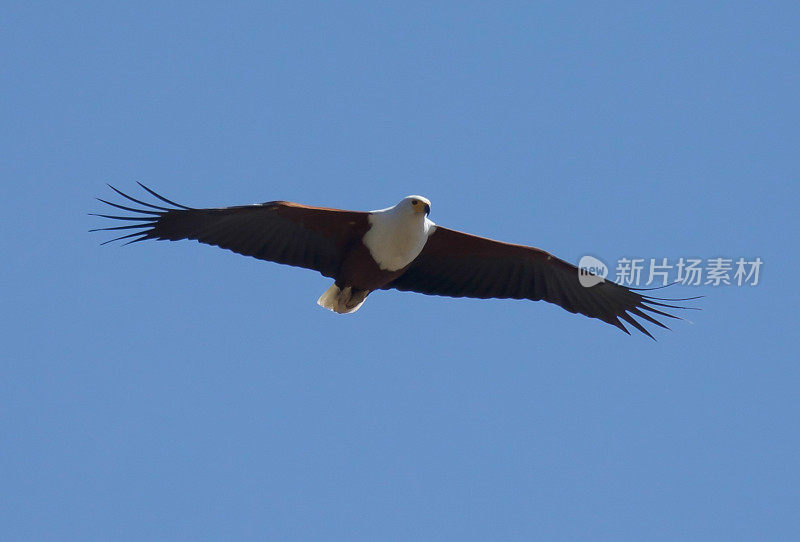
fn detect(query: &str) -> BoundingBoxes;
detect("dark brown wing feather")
[91,183,368,278]
[384,226,697,338]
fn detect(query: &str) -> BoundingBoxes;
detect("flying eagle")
[92,184,695,338]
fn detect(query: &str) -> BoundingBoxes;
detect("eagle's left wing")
[383,225,697,338]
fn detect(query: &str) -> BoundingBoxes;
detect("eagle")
[92,184,695,338]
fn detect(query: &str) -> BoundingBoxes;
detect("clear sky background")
[2,2,799,540]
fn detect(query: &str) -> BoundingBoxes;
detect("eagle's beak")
[423,202,430,216]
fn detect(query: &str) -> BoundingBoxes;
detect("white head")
[365,194,435,271]
[395,195,431,216]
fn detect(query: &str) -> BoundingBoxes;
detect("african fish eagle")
[92,184,696,338]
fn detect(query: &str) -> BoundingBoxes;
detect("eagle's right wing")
[92,183,368,279]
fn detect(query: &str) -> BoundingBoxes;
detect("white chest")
[362,213,435,272]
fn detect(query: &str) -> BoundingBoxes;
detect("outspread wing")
[91,183,368,278]
[384,226,697,338]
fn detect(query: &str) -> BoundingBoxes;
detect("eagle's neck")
[362,207,434,272]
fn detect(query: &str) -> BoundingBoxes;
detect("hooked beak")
[423,202,430,215]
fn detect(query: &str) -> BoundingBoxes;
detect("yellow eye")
[411,200,418,205]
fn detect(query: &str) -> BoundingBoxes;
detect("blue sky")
[2,2,799,540]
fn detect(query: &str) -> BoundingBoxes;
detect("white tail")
[316,284,368,314]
